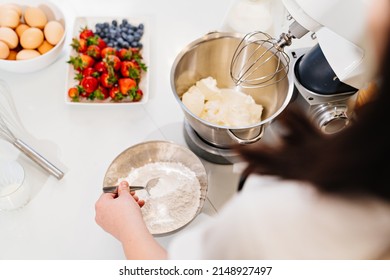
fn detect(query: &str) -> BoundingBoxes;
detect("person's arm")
[95,181,167,259]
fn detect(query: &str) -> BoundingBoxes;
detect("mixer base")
[183,120,240,165]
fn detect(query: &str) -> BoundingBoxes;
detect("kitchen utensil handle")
[13,139,65,180]
[102,186,145,193]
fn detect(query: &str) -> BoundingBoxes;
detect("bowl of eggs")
[0,0,66,73]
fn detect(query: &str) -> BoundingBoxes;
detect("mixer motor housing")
[289,46,358,134]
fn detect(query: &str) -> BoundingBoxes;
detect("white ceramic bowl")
[0,0,66,73]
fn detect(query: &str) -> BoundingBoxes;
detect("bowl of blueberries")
[65,16,149,104]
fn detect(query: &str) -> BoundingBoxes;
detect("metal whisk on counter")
[0,81,64,180]
[230,31,292,88]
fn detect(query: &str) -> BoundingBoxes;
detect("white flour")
[121,162,201,233]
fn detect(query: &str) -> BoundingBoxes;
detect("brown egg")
[0,40,10,59]
[44,21,64,45]
[20,27,44,49]
[1,4,22,17]
[7,49,17,60]
[38,40,54,54]
[15,23,30,38]
[16,49,41,60]
[0,8,20,28]
[24,7,47,29]
[0,27,18,49]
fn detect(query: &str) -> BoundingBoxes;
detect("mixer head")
[230,31,291,88]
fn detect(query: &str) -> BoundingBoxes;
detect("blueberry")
[103,22,109,28]
[138,23,144,30]
[131,41,138,47]
[126,35,134,42]
[122,19,128,25]
[103,27,109,34]
[138,43,143,49]
[112,20,117,26]
[123,42,130,48]
[107,42,113,47]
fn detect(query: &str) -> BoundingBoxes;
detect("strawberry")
[100,73,117,88]
[118,78,137,96]
[120,61,140,79]
[71,38,87,53]
[117,48,132,61]
[104,55,121,71]
[101,47,116,58]
[130,48,147,71]
[109,86,123,101]
[82,67,99,78]
[94,61,107,74]
[87,35,107,49]
[74,67,99,81]
[93,85,109,100]
[130,47,141,56]
[79,26,94,40]
[131,88,143,102]
[68,87,79,101]
[96,37,107,49]
[86,45,101,60]
[67,54,95,71]
[80,76,99,94]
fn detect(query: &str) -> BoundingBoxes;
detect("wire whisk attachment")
[230,31,291,88]
[0,80,64,180]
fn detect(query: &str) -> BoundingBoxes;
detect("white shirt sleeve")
[167,175,390,259]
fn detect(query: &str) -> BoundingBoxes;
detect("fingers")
[112,180,145,208]
[130,193,145,208]
[98,191,116,201]
[117,181,130,196]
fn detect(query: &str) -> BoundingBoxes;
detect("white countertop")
[0,0,315,260]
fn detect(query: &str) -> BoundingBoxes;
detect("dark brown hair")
[235,36,390,201]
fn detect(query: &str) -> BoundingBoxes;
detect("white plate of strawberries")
[65,16,150,105]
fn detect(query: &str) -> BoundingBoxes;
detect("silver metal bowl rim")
[103,140,208,236]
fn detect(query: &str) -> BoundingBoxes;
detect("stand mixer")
[231,0,371,134]
[174,0,372,165]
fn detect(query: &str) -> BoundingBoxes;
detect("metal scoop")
[102,177,160,194]
[230,31,291,88]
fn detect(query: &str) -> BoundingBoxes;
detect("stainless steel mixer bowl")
[171,31,294,148]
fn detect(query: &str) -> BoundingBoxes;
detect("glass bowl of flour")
[103,141,208,235]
